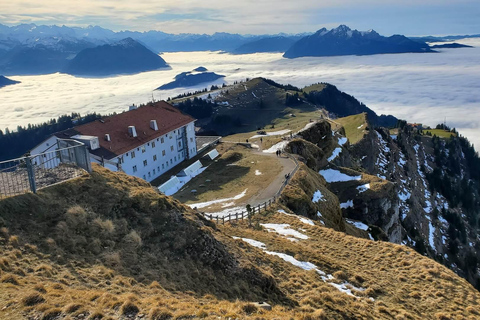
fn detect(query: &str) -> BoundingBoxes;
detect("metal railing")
[0,139,91,199]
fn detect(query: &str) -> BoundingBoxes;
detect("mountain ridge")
[284,25,433,58]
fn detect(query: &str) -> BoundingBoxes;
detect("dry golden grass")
[173,144,283,211]
[335,112,368,145]
[1,164,479,319]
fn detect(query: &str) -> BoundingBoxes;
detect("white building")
[31,101,198,182]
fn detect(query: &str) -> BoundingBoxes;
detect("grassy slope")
[335,112,368,145]
[222,210,480,319]
[173,144,283,209]
[422,129,457,139]
[1,166,480,319]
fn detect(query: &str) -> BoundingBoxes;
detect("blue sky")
[0,0,479,35]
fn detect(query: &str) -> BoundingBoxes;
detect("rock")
[252,302,272,311]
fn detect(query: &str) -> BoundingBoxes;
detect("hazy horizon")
[1,1,479,36]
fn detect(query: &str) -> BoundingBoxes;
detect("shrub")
[41,308,62,320]
[149,308,173,320]
[0,273,19,285]
[241,303,258,315]
[65,205,88,229]
[22,292,45,306]
[64,303,82,314]
[120,301,139,316]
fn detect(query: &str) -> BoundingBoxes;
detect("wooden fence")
[200,197,277,224]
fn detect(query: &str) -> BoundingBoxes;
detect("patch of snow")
[328,147,343,162]
[207,206,245,219]
[340,200,354,209]
[262,141,289,153]
[357,124,364,129]
[320,169,361,183]
[299,217,315,226]
[356,183,370,193]
[188,188,248,209]
[266,251,323,273]
[234,237,266,249]
[346,219,369,231]
[255,170,262,176]
[338,137,348,146]
[312,190,325,203]
[390,135,397,140]
[221,202,235,208]
[428,221,436,251]
[161,166,207,196]
[261,223,309,240]
[250,129,291,139]
[399,191,411,201]
[329,281,366,297]
[316,211,323,218]
[252,91,258,98]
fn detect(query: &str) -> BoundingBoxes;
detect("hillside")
[1,165,479,319]
[157,67,224,90]
[64,38,169,76]
[231,36,297,54]
[283,25,433,58]
[0,75,20,88]
[283,114,480,290]
[170,77,397,136]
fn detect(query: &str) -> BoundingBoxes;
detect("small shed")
[158,176,181,195]
[205,149,220,160]
[178,160,203,177]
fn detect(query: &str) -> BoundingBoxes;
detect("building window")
[166,162,168,167]
[174,156,177,162]
[153,169,156,175]
[152,141,156,148]
[131,151,135,159]
[143,175,146,180]
[126,152,129,156]
[143,160,147,166]
[162,150,166,156]
[153,155,157,161]
[141,146,146,153]
[190,138,193,142]
[147,142,150,146]
[170,159,173,164]
[170,146,174,151]
[133,165,137,172]
[157,166,160,171]
[137,147,140,151]
[148,172,151,178]
[161,137,164,143]
[162,164,164,169]
[178,141,182,147]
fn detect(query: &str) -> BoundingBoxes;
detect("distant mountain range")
[64,38,168,76]
[232,36,301,54]
[283,25,433,58]
[157,67,224,90]
[0,75,19,88]
[430,43,473,49]
[0,23,478,75]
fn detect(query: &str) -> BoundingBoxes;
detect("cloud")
[1,38,480,149]
[1,0,479,34]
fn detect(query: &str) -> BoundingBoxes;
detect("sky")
[0,0,479,35]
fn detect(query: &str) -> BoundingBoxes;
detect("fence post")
[222,216,225,225]
[84,145,92,173]
[264,202,267,210]
[209,214,213,221]
[216,216,219,224]
[236,212,238,221]
[25,156,37,194]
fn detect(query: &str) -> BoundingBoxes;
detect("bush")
[22,292,45,306]
[41,308,62,320]
[149,308,173,320]
[241,303,258,314]
[120,301,139,316]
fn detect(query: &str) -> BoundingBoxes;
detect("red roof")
[57,101,195,159]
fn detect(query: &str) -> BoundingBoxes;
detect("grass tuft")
[22,292,45,306]
[41,308,62,320]
[149,308,173,320]
[120,300,140,317]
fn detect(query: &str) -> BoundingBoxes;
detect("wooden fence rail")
[200,197,277,224]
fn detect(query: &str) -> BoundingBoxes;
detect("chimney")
[105,134,111,141]
[128,126,137,137]
[150,120,158,131]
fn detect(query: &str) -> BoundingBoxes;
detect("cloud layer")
[2,38,480,150]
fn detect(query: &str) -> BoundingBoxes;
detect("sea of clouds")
[1,38,479,149]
